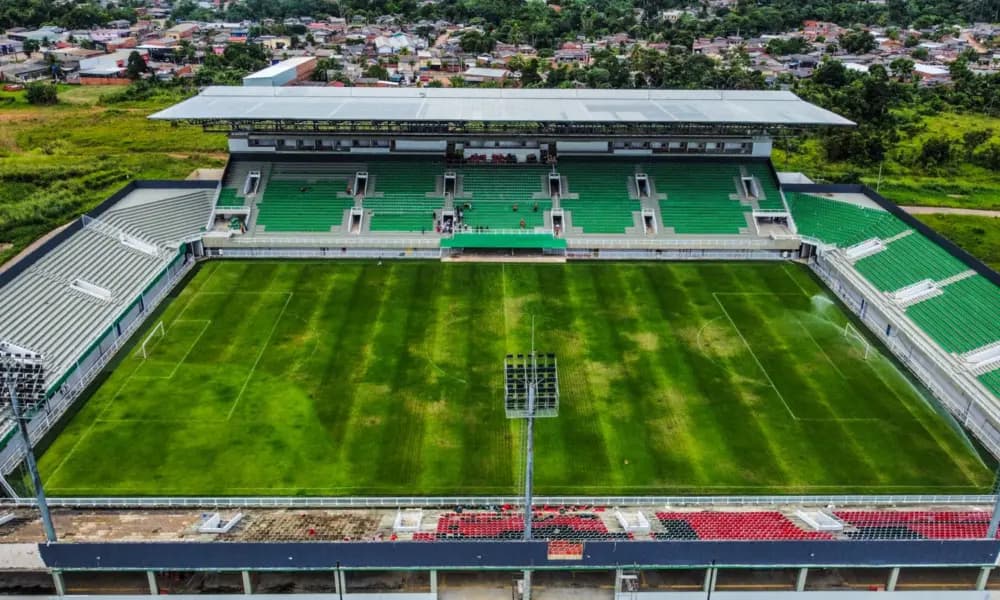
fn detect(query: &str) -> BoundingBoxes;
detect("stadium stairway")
[742,163,787,211]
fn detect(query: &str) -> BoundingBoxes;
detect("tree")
[918,136,953,166]
[840,30,877,54]
[126,51,147,80]
[911,46,929,60]
[22,39,40,59]
[25,82,58,105]
[963,129,992,156]
[889,57,914,81]
[459,29,494,54]
[812,59,848,87]
[363,63,389,80]
[766,37,809,56]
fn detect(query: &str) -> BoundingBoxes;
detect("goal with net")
[140,321,165,359]
[843,322,871,359]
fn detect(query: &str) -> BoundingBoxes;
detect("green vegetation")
[0,85,225,265]
[37,261,991,496]
[915,214,1000,270]
[774,112,1000,210]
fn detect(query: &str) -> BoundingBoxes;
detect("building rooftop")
[150,87,855,126]
[243,56,316,81]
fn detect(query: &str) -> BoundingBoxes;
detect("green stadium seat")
[256,180,354,232]
[742,163,786,211]
[979,370,1000,399]
[364,160,444,232]
[785,193,909,247]
[854,233,969,292]
[458,166,551,230]
[906,275,1000,354]
[647,162,750,234]
[558,160,640,234]
[215,188,246,208]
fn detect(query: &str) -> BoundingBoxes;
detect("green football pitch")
[37,260,992,496]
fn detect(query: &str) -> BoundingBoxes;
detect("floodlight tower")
[7,381,57,542]
[523,324,537,542]
[503,316,560,545]
[0,350,57,542]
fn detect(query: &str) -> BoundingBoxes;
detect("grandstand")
[1,87,1000,599]
[457,165,551,230]
[647,161,754,234]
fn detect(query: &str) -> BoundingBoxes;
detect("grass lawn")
[36,260,992,496]
[0,85,226,265]
[915,214,1000,271]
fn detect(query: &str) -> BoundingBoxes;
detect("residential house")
[164,23,199,41]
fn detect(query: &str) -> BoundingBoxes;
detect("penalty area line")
[712,292,800,421]
[131,319,212,381]
[713,292,880,424]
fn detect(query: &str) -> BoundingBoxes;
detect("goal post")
[843,322,871,359]
[140,321,165,359]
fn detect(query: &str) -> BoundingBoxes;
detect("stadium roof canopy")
[150,87,854,129]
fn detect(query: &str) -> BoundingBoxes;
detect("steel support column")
[51,571,65,596]
[704,568,717,593]
[977,567,991,591]
[887,567,900,592]
[796,568,808,592]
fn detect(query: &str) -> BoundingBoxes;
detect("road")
[901,206,1000,217]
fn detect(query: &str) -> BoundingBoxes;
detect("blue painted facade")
[39,540,1000,571]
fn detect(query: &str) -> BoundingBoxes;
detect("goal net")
[140,321,165,359]
[843,322,871,360]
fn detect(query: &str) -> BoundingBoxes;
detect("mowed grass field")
[37,260,992,496]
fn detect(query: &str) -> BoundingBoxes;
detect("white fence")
[575,249,788,261]
[212,235,442,249]
[210,247,443,259]
[3,494,995,510]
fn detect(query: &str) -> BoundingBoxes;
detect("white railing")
[219,235,442,249]
[453,228,556,236]
[566,237,787,250]
[0,258,196,478]
[3,494,994,509]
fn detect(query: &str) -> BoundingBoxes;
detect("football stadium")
[3,84,1000,597]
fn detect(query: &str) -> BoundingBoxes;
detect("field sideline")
[36,260,992,496]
